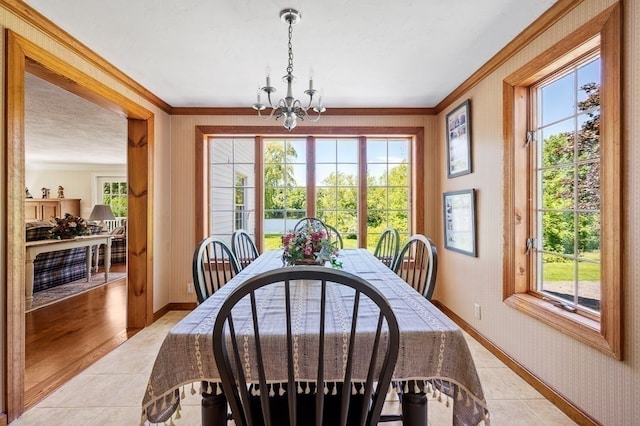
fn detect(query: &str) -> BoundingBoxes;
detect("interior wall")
[169,114,436,304]
[0,4,173,413]
[25,164,126,217]
[436,0,638,424]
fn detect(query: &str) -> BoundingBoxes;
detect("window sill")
[504,293,619,359]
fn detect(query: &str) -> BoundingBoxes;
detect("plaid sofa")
[26,221,102,293]
[98,225,127,265]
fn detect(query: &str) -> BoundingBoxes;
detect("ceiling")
[22,0,558,164]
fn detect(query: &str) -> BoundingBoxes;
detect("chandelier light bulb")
[251,8,326,130]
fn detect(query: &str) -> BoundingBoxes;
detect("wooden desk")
[25,235,112,304]
[142,250,489,425]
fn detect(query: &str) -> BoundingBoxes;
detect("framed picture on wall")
[446,99,472,178]
[443,189,477,256]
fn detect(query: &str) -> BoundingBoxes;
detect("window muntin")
[532,54,601,315]
[263,138,307,245]
[209,138,255,244]
[366,138,410,250]
[315,138,359,248]
[208,136,412,252]
[97,177,127,218]
[235,174,247,231]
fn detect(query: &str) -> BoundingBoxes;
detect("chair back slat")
[392,234,438,300]
[192,236,240,303]
[316,279,327,426]
[339,289,361,426]
[227,313,251,425]
[213,267,400,426]
[360,312,386,424]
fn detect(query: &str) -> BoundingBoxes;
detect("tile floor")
[13,311,576,425]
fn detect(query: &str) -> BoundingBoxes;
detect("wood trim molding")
[171,107,436,116]
[1,0,585,116]
[502,3,622,359]
[194,126,424,137]
[5,28,28,422]
[4,29,154,421]
[433,301,600,426]
[194,126,426,244]
[435,0,584,113]
[0,0,171,113]
[152,303,196,322]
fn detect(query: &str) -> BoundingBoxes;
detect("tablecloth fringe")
[141,377,490,425]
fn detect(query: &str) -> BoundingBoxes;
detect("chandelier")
[252,8,326,131]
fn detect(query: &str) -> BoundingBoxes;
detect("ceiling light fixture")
[252,8,326,131]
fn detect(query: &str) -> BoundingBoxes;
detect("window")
[503,5,621,359]
[206,134,414,252]
[315,139,359,248]
[235,174,247,230]
[366,138,411,249]
[209,138,255,243]
[97,176,127,217]
[263,138,307,238]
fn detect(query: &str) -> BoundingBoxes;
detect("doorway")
[5,31,154,421]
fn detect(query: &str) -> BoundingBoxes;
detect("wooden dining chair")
[192,236,240,304]
[373,227,400,269]
[392,234,438,300]
[231,229,259,270]
[213,266,400,426]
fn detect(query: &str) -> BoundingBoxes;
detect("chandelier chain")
[252,8,325,131]
[287,20,294,75]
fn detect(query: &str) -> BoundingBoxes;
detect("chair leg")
[201,391,227,426]
[401,392,428,426]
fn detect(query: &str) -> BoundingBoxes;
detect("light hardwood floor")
[24,264,130,409]
[15,307,577,425]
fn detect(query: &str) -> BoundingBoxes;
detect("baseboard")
[0,412,7,426]
[433,301,601,426]
[153,302,196,322]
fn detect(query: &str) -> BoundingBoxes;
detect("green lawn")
[543,251,600,281]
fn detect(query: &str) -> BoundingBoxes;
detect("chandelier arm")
[302,108,323,122]
[256,106,280,121]
[266,90,275,108]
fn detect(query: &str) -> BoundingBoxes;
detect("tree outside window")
[99,178,127,217]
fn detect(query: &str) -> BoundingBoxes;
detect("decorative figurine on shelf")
[25,187,33,199]
[41,187,50,199]
[57,185,65,199]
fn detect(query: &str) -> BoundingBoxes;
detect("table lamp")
[89,204,116,232]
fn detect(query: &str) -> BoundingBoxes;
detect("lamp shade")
[89,204,116,221]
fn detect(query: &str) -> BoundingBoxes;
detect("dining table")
[141,249,489,425]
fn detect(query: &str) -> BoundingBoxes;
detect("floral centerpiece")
[282,226,342,268]
[49,213,90,239]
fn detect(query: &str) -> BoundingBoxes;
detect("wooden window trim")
[195,126,424,252]
[502,3,621,359]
